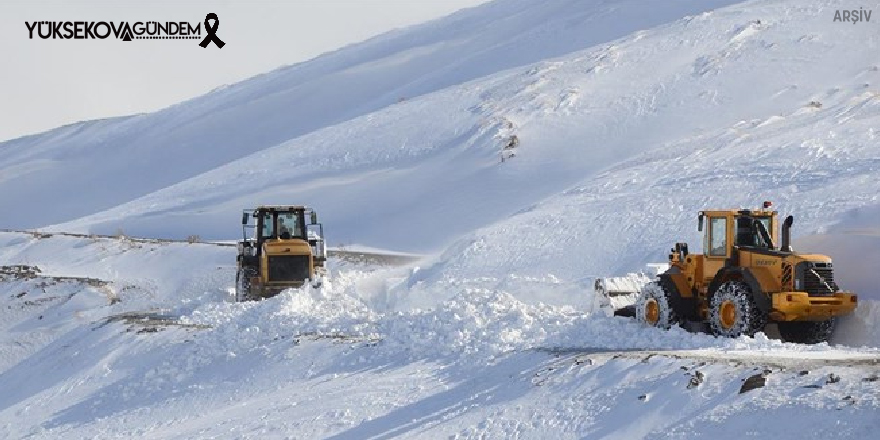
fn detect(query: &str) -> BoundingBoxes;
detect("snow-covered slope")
[414,74,880,294]
[50,0,880,260]
[379,0,880,295]
[0,0,742,233]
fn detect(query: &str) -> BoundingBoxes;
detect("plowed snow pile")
[182,280,880,359]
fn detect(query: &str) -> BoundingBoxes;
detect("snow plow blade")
[593,263,668,317]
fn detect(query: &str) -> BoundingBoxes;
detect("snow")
[32,0,877,265]
[2,0,880,438]
[1,230,879,439]
[794,204,880,301]
[0,0,746,238]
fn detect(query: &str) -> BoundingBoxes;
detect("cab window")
[709,217,727,256]
[757,217,771,233]
[260,213,274,238]
[735,216,772,248]
[755,217,771,247]
[278,213,301,238]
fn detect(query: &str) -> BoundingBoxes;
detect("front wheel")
[777,319,835,344]
[635,282,679,329]
[235,267,259,302]
[708,281,766,337]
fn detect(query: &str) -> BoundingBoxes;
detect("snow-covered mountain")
[45,0,880,292]
[38,0,880,262]
[2,0,880,438]
[1,0,742,236]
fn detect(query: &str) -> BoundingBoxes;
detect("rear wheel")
[636,282,679,329]
[777,319,835,344]
[708,281,766,337]
[235,267,259,302]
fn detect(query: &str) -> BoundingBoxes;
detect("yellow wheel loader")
[636,202,857,343]
[235,206,327,301]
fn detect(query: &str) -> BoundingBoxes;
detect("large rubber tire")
[235,267,259,302]
[777,319,835,344]
[708,280,767,337]
[636,282,679,329]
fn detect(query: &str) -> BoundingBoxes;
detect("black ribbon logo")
[199,13,225,48]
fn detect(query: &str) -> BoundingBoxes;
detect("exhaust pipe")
[781,215,793,252]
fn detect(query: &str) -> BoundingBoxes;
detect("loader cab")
[245,206,323,244]
[240,206,325,259]
[699,209,778,258]
[257,209,306,242]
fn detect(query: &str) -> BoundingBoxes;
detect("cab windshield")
[258,211,303,240]
[735,216,773,248]
[277,213,302,239]
[755,217,773,248]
